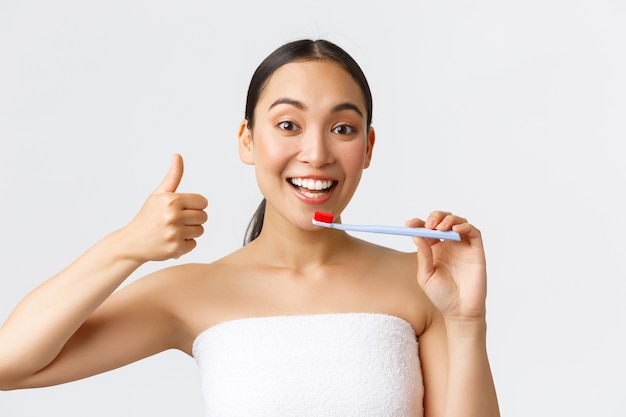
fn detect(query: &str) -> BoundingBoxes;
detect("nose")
[298,128,334,168]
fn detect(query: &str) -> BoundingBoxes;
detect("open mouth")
[288,178,336,198]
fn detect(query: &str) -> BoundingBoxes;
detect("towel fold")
[193,312,424,417]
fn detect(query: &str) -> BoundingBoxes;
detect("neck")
[248,208,353,273]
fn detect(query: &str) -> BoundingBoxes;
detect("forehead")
[258,60,366,110]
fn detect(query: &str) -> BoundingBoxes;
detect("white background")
[1,1,625,416]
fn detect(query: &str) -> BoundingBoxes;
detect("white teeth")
[302,190,325,198]
[290,178,334,191]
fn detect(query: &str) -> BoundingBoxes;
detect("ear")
[363,126,376,169]
[238,119,254,165]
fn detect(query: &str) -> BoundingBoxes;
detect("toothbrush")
[312,211,461,241]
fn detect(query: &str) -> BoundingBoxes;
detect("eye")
[332,124,356,135]
[277,121,299,131]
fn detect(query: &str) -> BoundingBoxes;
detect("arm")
[443,317,498,417]
[408,212,500,417]
[0,154,207,390]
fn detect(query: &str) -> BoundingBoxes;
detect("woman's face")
[239,60,375,231]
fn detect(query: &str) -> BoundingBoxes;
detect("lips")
[288,177,336,198]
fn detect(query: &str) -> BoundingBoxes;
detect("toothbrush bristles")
[313,211,335,223]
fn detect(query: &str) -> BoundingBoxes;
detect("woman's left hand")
[407,211,487,321]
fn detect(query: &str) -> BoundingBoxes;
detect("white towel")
[192,312,424,417]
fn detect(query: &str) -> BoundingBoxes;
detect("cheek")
[252,134,294,171]
[256,141,283,162]
[342,141,370,170]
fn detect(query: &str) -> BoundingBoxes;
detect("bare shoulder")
[346,238,417,283]
[356,238,417,265]
[128,240,433,347]
[109,257,245,354]
[343,238,435,336]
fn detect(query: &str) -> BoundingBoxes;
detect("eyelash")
[332,124,356,135]
[277,121,357,136]
[278,121,299,131]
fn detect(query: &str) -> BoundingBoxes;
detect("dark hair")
[243,39,373,245]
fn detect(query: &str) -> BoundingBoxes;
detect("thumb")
[153,153,184,194]
[413,236,434,285]
[406,218,435,286]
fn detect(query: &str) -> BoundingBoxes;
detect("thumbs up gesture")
[121,154,208,263]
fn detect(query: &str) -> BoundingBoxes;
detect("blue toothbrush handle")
[312,220,461,241]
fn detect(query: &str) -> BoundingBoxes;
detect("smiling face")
[238,59,375,231]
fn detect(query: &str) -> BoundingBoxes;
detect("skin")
[0,60,499,417]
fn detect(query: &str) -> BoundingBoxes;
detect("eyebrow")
[269,97,305,111]
[268,97,364,118]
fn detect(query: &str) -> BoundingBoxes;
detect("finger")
[424,211,452,229]
[177,193,209,210]
[436,215,467,231]
[452,222,482,241]
[404,218,426,228]
[154,153,184,194]
[180,208,208,226]
[426,212,469,231]
[182,225,205,240]
[405,217,441,246]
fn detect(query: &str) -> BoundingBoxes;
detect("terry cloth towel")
[192,312,424,417]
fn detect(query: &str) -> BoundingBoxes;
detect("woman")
[0,39,500,417]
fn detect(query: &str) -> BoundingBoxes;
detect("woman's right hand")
[120,153,208,263]
[0,153,208,391]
